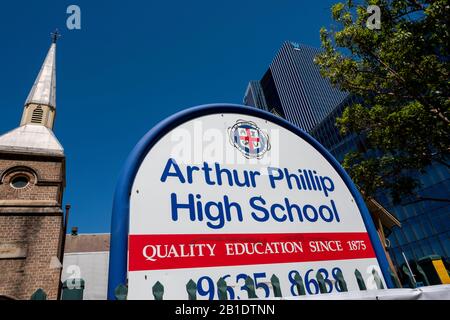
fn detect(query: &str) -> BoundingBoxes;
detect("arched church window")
[31,106,44,124]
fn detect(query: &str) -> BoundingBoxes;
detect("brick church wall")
[0,153,65,300]
[0,215,63,299]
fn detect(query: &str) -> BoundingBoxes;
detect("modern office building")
[243,42,402,278]
[243,41,348,132]
[244,41,449,284]
[243,81,269,112]
[310,98,450,277]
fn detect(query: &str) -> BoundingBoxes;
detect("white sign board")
[120,108,388,299]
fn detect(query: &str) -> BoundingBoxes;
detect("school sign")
[108,104,393,300]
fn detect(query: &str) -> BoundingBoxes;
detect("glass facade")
[310,97,450,271]
[243,41,347,133]
[244,42,449,279]
[260,69,285,117]
[243,81,269,112]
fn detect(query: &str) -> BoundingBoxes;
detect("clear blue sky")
[0,0,339,233]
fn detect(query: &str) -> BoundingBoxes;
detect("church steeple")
[0,32,63,156]
[20,30,59,129]
[0,31,66,300]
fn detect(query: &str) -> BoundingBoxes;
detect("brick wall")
[0,153,65,300]
[0,156,63,204]
[0,215,63,299]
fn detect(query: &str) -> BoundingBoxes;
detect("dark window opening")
[10,176,29,189]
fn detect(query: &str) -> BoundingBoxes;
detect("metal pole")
[402,251,417,285]
[57,204,71,299]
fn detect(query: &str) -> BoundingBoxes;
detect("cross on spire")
[51,29,61,43]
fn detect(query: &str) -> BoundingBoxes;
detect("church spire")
[20,30,59,129]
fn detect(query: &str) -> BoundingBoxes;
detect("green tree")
[315,0,449,203]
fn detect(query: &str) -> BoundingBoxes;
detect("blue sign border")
[107,103,394,299]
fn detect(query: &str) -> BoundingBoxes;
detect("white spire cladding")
[0,124,64,156]
[25,42,56,108]
[20,31,60,129]
[0,32,64,155]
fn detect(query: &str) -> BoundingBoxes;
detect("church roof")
[0,124,64,156]
[25,42,56,108]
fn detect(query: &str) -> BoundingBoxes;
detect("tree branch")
[358,44,450,125]
[393,8,425,21]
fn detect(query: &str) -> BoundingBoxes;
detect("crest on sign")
[228,119,270,159]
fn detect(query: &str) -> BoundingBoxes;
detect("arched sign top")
[108,104,393,300]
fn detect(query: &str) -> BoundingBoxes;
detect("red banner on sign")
[128,232,376,271]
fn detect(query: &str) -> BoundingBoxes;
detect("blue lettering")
[223,195,243,222]
[271,203,287,222]
[302,204,319,222]
[215,163,233,186]
[285,198,304,222]
[161,158,185,183]
[171,193,243,229]
[319,204,334,222]
[250,196,270,222]
[320,176,334,197]
[201,162,216,185]
[186,165,199,183]
[268,167,283,189]
[170,193,195,221]
[330,199,340,222]
[204,200,224,229]
[284,168,301,190]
